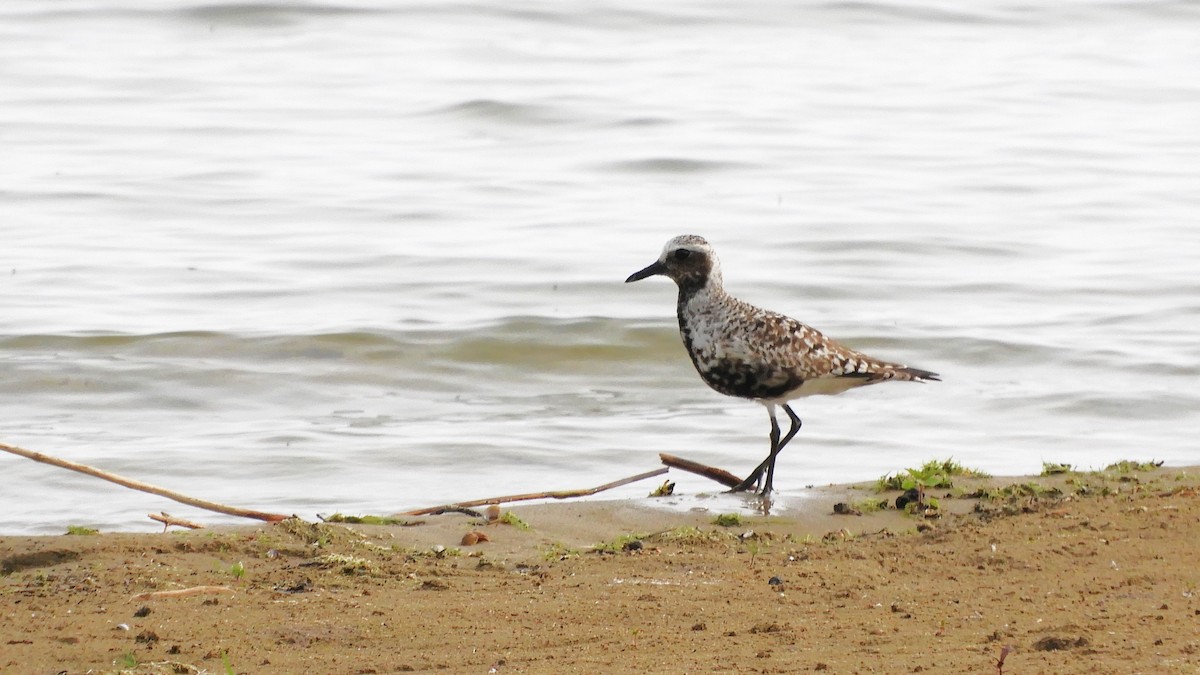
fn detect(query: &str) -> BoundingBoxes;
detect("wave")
[0,317,684,372]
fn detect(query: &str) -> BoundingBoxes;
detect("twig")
[131,586,235,601]
[996,644,1013,674]
[149,512,205,531]
[419,507,485,518]
[0,442,289,523]
[658,453,745,489]
[404,467,668,516]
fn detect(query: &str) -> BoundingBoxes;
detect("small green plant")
[222,649,236,675]
[1041,462,1074,475]
[229,561,246,580]
[850,498,887,513]
[1104,460,1163,474]
[653,526,734,546]
[877,458,987,492]
[648,479,675,497]
[499,512,531,530]
[65,525,99,536]
[116,651,138,668]
[541,542,580,560]
[713,513,743,527]
[744,540,763,569]
[991,482,1055,499]
[594,533,650,554]
[321,513,415,526]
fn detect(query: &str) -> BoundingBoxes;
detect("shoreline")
[3,464,1198,673]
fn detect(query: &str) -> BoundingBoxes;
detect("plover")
[626,234,939,495]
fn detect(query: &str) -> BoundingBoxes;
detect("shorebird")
[626,234,939,495]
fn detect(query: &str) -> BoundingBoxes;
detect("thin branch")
[149,512,205,530]
[0,442,289,523]
[131,586,235,601]
[658,453,744,489]
[404,467,668,516]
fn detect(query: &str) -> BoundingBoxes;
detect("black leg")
[731,408,781,492]
[760,404,801,494]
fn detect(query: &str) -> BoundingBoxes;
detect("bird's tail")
[896,366,940,382]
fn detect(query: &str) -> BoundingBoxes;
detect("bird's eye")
[673,249,691,260]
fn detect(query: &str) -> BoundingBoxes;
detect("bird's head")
[625,235,721,291]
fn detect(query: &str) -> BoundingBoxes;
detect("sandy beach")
[2,463,1198,674]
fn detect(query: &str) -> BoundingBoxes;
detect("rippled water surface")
[3,0,1199,533]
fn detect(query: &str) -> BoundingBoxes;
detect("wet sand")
[2,464,1198,674]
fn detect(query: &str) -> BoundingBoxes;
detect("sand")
[2,464,1198,674]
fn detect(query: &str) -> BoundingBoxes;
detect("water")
[2,0,1198,534]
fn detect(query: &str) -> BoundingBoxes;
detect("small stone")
[896,488,921,510]
[461,531,480,546]
[833,502,861,516]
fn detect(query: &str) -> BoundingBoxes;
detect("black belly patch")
[695,357,801,400]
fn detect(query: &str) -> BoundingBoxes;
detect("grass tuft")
[877,458,988,492]
[712,513,743,527]
[499,512,531,530]
[1040,462,1074,476]
[1104,460,1163,474]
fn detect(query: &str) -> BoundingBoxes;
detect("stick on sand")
[149,512,206,530]
[658,452,745,489]
[0,442,289,523]
[131,586,235,601]
[405,467,668,516]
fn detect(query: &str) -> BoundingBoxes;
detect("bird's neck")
[675,274,728,325]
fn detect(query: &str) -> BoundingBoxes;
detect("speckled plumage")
[627,234,938,495]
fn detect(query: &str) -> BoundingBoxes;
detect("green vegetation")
[648,479,676,497]
[541,542,580,560]
[850,498,888,514]
[652,526,735,546]
[321,513,416,526]
[593,533,650,554]
[1104,460,1163,473]
[65,525,99,536]
[712,513,743,527]
[1041,462,1074,475]
[499,512,531,530]
[981,482,1062,500]
[877,458,988,492]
